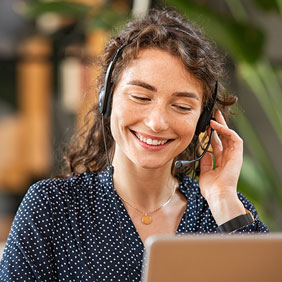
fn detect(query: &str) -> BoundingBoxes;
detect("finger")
[210,120,243,157]
[210,129,223,153]
[209,129,223,166]
[210,120,241,144]
[212,110,229,149]
[215,110,228,127]
[210,119,229,149]
[200,151,213,175]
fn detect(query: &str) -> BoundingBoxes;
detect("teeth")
[152,140,158,145]
[135,133,168,146]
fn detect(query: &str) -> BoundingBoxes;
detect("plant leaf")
[25,1,91,18]
[163,0,265,63]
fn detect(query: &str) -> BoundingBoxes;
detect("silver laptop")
[142,233,282,282]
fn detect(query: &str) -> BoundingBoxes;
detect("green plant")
[23,0,129,35]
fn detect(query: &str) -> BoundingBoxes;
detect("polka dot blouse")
[0,166,268,281]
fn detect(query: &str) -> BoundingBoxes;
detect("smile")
[133,132,169,146]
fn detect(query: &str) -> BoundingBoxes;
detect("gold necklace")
[116,185,177,225]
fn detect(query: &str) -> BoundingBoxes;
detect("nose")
[144,104,169,132]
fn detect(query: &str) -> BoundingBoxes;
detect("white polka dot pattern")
[0,166,268,281]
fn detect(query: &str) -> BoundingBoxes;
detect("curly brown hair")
[64,8,236,177]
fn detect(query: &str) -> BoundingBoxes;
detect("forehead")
[117,48,203,99]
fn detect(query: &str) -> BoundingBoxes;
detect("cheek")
[179,115,199,134]
[110,109,122,142]
[177,116,199,145]
[111,93,141,124]
[110,99,135,141]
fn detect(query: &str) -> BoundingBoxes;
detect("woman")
[0,8,268,282]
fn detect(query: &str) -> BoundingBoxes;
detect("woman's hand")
[199,110,245,225]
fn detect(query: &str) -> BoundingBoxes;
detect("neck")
[112,154,178,212]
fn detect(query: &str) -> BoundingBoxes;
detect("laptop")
[142,233,282,282]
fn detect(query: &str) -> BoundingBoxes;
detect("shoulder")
[24,168,115,207]
[9,170,111,233]
[27,171,101,198]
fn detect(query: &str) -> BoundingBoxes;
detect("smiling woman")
[0,7,268,282]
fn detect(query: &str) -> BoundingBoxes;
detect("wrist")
[207,194,245,226]
[216,209,255,233]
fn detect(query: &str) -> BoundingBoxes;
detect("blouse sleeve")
[0,181,55,281]
[232,192,269,233]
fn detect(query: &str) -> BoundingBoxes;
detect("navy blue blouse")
[0,166,268,281]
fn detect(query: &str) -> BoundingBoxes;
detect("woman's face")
[110,48,203,170]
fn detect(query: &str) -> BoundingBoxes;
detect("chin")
[133,158,172,170]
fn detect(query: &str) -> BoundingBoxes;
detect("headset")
[98,42,129,118]
[98,37,218,168]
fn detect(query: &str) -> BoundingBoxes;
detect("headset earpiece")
[98,86,106,114]
[98,85,113,118]
[98,42,130,118]
[195,81,218,136]
[98,60,114,118]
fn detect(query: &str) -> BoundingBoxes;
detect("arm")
[199,110,268,232]
[0,182,55,281]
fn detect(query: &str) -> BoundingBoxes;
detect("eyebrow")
[172,92,200,100]
[127,79,200,100]
[127,80,157,92]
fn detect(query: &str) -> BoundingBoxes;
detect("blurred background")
[1,0,282,252]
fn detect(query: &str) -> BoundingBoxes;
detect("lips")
[132,131,172,146]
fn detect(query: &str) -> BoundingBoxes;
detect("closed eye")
[173,105,191,112]
[131,95,151,101]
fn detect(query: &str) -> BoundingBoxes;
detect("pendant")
[141,214,152,225]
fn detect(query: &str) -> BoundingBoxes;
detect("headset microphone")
[174,81,218,169]
[174,129,214,168]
